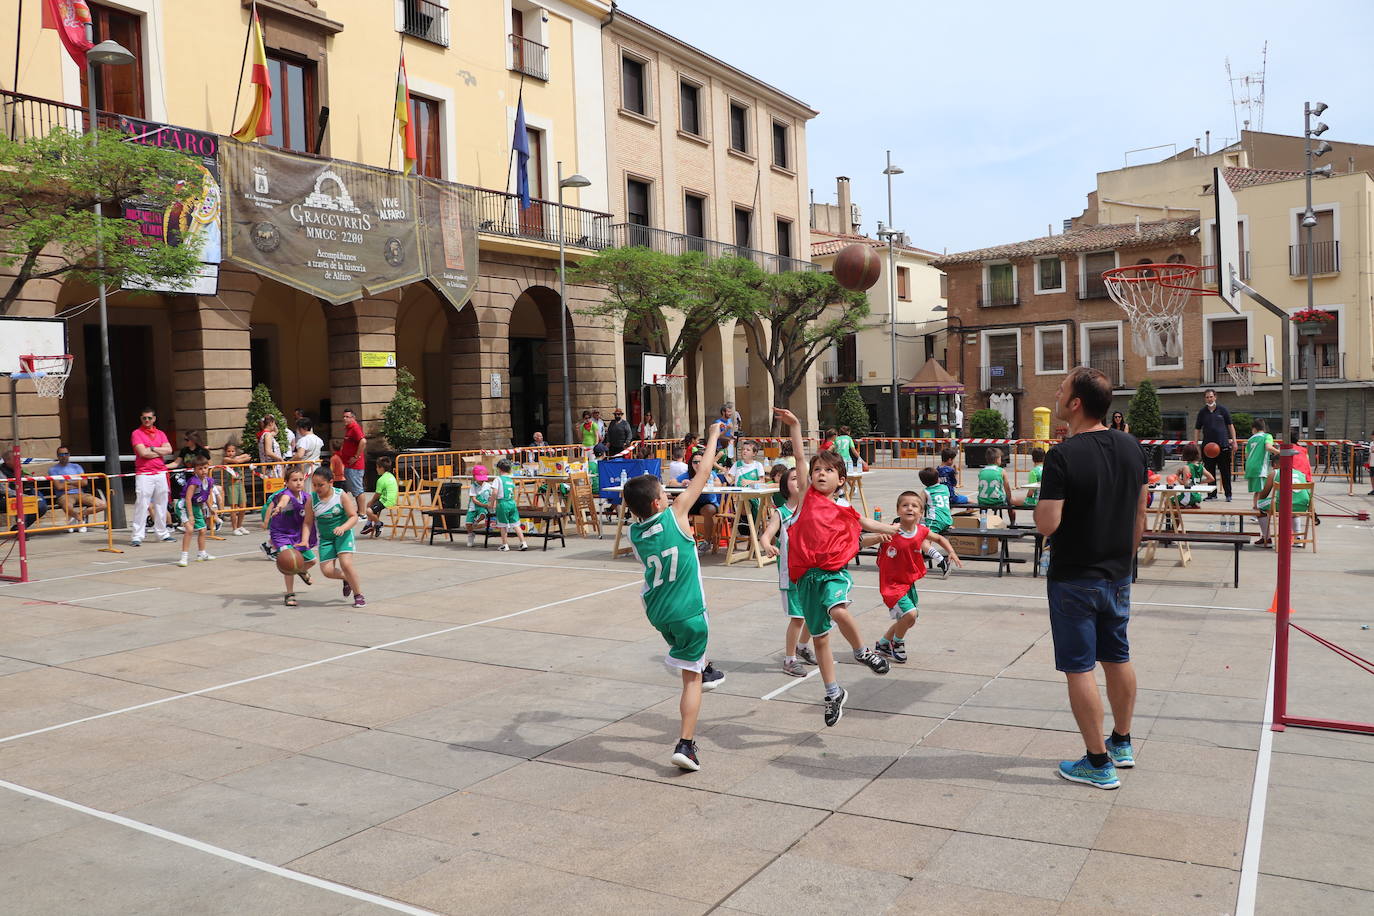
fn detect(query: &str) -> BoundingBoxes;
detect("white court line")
[1236,638,1278,915]
[0,777,441,916]
[0,549,261,587]
[761,668,819,700]
[0,580,639,746]
[18,586,161,606]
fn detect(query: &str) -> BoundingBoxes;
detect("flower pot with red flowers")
[1291,308,1336,337]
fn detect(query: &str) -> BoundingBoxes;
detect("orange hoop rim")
[1225,362,1261,370]
[1100,263,1212,296]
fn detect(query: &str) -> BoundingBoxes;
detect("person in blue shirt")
[937,447,969,505]
[677,451,725,553]
[50,445,105,532]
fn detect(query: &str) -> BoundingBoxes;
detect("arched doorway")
[395,283,451,443]
[247,279,329,430]
[508,285,575,445]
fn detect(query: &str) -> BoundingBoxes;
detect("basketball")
[1166,474,1178,486]
[1203,442,1221,459]
[832,243,882,291]
[275,547,303,576]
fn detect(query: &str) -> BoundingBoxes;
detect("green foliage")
[1126,379,1162,439]
[240,383,289,461]
[381,367,427,450]
[0,127,205,313]
[969,409,1008,438]
[834,385,871,438]
[1230,411,1254,438]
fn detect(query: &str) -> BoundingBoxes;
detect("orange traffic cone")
[1267,592,1294,616]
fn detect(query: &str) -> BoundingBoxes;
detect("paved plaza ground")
[0,469,1370,914]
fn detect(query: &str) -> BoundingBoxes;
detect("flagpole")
[388,34,405,172]
[505,70,526,197]
[231,1,256,135]
[10,0,20,138]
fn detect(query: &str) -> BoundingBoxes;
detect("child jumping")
[622,421,727,771]
[776,407,899,727]
[311,467,365,607]
[465,464,495,547]
[265,467,316,607]
[760,464,816,677]
[177,456,218,567]
[493,458,528,551]
[874,490,962,663]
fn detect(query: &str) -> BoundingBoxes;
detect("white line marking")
[0,777,442,916]
[0,580,639,746]
[761,668,819,700]
[0,550,261,587]
[49,586,161,604]
[1236,637,1277,915]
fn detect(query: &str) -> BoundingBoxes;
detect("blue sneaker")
[1106,738,1135,769]
[1057,756,1120,789]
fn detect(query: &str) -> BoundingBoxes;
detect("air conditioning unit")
[850,203,862,229]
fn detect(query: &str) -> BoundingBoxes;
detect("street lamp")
[1301,101,1331,439]
[556,162,591,444]
[84,30,136,529]
[879,151,904,438]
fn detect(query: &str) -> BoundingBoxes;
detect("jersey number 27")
[645,546,679,587]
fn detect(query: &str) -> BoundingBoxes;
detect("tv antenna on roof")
[1226,42,1268,138]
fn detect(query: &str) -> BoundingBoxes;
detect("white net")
[19,356,72,399]
[657,374,685,398]
[1102,265,1199,358]
[1226,363,1257,396]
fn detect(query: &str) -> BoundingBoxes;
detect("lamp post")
[1301,102,1332,440]
[84,33,137,529]
[879,151,903,438]
[556,162,592,444]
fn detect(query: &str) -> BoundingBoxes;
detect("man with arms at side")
[338,409,367,499]
[130,408,175,546]
[1035,367,1148,790]
[1193,388,1238,502]
[293,418,323,477]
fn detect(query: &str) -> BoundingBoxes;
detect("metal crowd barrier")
[0,472,123,554]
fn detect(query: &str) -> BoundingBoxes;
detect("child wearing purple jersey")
[265,467,316,606]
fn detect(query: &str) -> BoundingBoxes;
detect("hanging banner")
[221,141,424,305]
[118,116,222,295]
[416,177,479,311]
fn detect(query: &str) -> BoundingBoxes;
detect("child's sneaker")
[498,544,510,552]
[518,543,529,551]
[795,644,818,666]
[466,535,476,547]
[854,647,890,674]
[342,582,352,598]
[360,521,374,535]
[701,663,725,690]
[260,541,275,559]
[937,555,953,578]
[176,554,189,568]
[889,639,907,663]
[1056,755,1120,789]
[823,686,848,727]
[353,594,367,608]
[875,638,895,660]
[670,738,700,771]
[1106,737,1135,768]
[196,551,215,562]
[782,657,808,677]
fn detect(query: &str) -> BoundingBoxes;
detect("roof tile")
[930,217,1199,267]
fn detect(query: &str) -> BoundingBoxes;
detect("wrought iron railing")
[1088,357,1124,387]
[510,34,550,80]
[821,360,863,385]
[1289,240,1340,276]
[402,0,449,46]
[1,89,119,139]
[1294,351,1344,381]
[980,363,1021,391]
[1079,277,1110,300]
[609,224,819,273]
[977,283,1018,307]
[472,189,613,249]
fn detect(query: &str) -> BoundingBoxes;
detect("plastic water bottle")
[1039,551,1051,576]
[618,470,628,488]
[874,507,882,523]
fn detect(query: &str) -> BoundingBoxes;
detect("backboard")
[0,317,68,376]
[1213,166,1242,314]
[641,352,668,386]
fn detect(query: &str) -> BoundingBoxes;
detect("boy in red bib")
[874,490,962,663]
[775,408,900,727]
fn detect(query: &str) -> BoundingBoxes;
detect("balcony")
[980,363,1022,391]
[977,284,1018,308]
[610,224,820,274]
[1294,352,1345,381]
[1079,277,1110,300]
[1,89,119,139]
[510,34,550,81]
[1088,357,1124,387]
[1199,360,1237,387]
[1201,251,1250,284]
[402,0,449,46]
[1290,240,1340,276]
[821,360,863,385]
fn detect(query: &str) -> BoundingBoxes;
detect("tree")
[834,385,871,437]
[968,409,1009,438]
[1230,411,1254,439]
[0,128,205,314]
[1126,379,1162,439]
[240,383,289,461]
[381,367,426,450]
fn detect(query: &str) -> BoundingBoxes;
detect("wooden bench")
[1148,505,1261,534]
[485,507,566,551]
[423,508,475,546]
[950,528,1033,577]
[1136,531,1248,588]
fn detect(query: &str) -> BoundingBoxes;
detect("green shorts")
[318,530,355,562]
[495,501,520,527]
[781,587,803,619]
[465,506,489,525]
[892,584,920,618]
[653,611,709,672]
[928,520,951,535]
[1247,476,1266,494]
[189,502,210,531]
[793,568,853,638]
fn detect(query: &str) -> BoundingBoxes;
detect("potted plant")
[1126,379,1164,470]
[239,383,289,461]
[965,408,1008,468]
[380,367,427,452]
[1291,307,1336,337]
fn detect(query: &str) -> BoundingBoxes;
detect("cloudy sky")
[629,0,1374,255]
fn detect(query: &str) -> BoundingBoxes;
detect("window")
[1035,326,1067,374]
[626,178,651,247]
[1291,208,1338,274]
[1083,323,1123,386]
[679,80,701,136]
[621,55,647,116]
[1209,317,1248,385]
[897,266,910,301]
[982,331,1020,391]
[1297,306,1342,379]
[1148,318,1183,370]
[837,333,858,382]
[264,52,318,153]
[410,95,442,178]
[1081,251,1115,298]
[82,3,145,117]
[1035,257,1064,293]
[733,207,752,249]
[402,0,449,46]
[981,262,1016,306]
[517,125,545,235]
[510,8,548,80]
[775,218,792,259]
[684,194,706,251]
[772,121,789,169]
[729,102,749,153]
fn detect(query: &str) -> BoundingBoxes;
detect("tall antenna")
[1226,43,1268,140]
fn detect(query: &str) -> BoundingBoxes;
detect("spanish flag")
[232,9,272,142]
[395,55,417,175]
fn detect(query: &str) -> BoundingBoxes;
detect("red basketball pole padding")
[1,443,31,583]
[1271,449,1293,731]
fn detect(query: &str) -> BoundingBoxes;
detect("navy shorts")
[1047,576,1132,673]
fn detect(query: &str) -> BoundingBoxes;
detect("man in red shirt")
[130,407,174,546]
[338,409,367,497]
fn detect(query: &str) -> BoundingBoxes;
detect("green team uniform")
[494,474,521,529]
[733,459,765,520]
[630,509,710,669]
[923,483,953,533]
[977,465,1006,506]
[1245,432,1275,493]
[1185,461,1208,506]
[1258,469,1311,513]
[1023,464,1042,508]
[776,505,803,618]
[830,435,858,467]
[312,489,356,561]
[466,480,493,525]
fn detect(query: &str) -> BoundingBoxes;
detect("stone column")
[326,290,400,443]
[172,265,257,449]
[450,304,513,449]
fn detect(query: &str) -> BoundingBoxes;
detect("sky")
[626,0,1374,255]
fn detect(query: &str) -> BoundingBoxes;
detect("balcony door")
[518,125,544,236]
[80,2,145,117]
[1209,317,1248,385]
[1085,325,1121,385]
[986,332,1018,389]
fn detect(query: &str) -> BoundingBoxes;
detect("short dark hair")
[1251,417,1266,431]
[297,418,313,431]
[312,467,332,482]
[1203,388,1216,397]
[1067,366,1113,421]
[623,474,662,520]
[839,425,851,435]
[918,467,938,486]
[376,455,393,472]
[1031,447,1046,462]
[1181,442,1200,461]
[940,448,956,463]
[809,449,847,480]
[193,455,211,468]
[897,490,922,508]
[495,458,512,472]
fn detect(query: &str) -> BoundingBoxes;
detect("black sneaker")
[260,541,276,559]
[855,648,890,675]
[823,686,848,727]
[701,663,725,690]
[795,644,818,666]
[671,738,700,771]
[937,555,952,578]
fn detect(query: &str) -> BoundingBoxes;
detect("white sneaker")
[466,536,476,547]
[498,544,511,552]
[77,526,87,533]
[176,555,189,567]
[196,552,215,562]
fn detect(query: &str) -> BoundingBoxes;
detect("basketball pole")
[6,376,30,583]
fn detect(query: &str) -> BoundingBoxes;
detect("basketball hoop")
[1101,264,1210,358]
[653,373,686,399]
[1226,362,1259,396]
[14,355,73,399]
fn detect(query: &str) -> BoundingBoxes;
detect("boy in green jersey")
[362,455,398,537]
[1023,447,1046,508]
[623,421,727,772]
[1173,443,1215,508]
[1254,464,1312,548]
[976,447,1016,524]
[917,467,956,577]
[1244,418,1279,506]
[830,425,862,472]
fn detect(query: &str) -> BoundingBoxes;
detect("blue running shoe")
[1106,738,1135,769]
[1057,756,1120,789]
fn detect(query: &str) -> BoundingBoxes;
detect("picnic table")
[605,483,779,567]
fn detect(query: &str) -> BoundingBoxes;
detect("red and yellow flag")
[41,0,93,68]
[395,55,417,175]
[232,10,272,142]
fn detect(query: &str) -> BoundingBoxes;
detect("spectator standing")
[531,431,546,448]
[1193,388,1238,501]
[605,408,634,457]
[130,408,174,546]
[639,412,657,442]
[257,417,284,480]
[1034,367,1147,790]
[50,446,105,532]
[591,409,606,442]
[286,408,305,454]
[580,411,598,449]
[338,409,367,498]
[293,418,323,476]
[170,431,211,526]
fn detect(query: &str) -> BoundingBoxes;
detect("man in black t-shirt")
[1193,389,1238,501]
[1035,367,1148,791]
